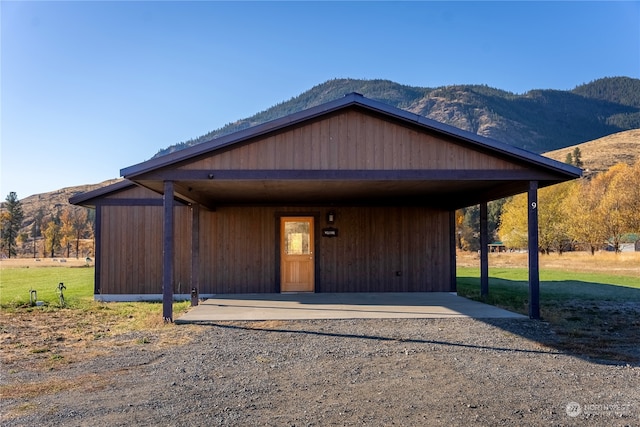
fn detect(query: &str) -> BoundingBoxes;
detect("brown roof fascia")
[68,179,136,207]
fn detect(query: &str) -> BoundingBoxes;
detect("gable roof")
[122,93,581,179]
[115,93,581,210]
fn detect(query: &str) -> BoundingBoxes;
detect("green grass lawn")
[457,266,640,315]
[0,266,190,325]
[0,266,95,308]
[3,264,639,320]
[4,265,638,310]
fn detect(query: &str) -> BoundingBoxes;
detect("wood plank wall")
[99,205,191,294]
[198,207,276,293]
[197,205,453,294]
[317,207,451,292]
[180,110,524,172]
[99,203,452,295]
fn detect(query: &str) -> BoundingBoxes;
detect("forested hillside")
[155,77,640,157]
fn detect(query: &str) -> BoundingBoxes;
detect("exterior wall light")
[327,210,335,224]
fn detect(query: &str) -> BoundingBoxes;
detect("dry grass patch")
[0,372,115,422]
[0,302,193,376]
[245,320,288,330]
[457,250,640,277]
[1,372,111,401]
[544,128,640,174]
[0,258,91,269]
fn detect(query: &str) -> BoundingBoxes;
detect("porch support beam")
[94,206,102,296]
[528,181,540,319]
[480,202,489,297]
[190,204,200,303]
[162,180,174,322]
[449,211,457,292]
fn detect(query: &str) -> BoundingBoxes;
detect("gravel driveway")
[2,317,639,426]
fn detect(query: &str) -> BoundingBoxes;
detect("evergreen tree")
[572,147,584,168]
[1,192,24,258]
[565,152,574,165]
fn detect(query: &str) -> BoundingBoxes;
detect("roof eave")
[68,179,134,206]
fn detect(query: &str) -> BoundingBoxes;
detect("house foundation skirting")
[95,294,217,302]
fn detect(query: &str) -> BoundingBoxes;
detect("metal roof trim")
[68,179,133,206]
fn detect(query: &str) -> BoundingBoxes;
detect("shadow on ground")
[458,277,640,365]
[198,318,559,358]
[178,280,640,366]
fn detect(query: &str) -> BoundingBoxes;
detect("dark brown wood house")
[71,93,581,320]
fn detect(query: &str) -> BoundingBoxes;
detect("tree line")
[0,194,94,259]
[457,158,640,254]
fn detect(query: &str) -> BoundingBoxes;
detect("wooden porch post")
[163,180,174,322]
[190,204,200,303]
[480,202,489,297]
[449,211,457,292]
[93,205,102,296]
[528,181,540,319]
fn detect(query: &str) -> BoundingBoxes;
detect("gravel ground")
[2,317,639,426]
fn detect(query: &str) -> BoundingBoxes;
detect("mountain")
[155,76,640,157]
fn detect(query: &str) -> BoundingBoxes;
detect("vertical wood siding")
[315,207,451,292]
[180,110,525,172]
[98,204,452,295]
[195,206,453,294]
[103,185,161,199]
[198,207,276,293]
[98,205,191,294]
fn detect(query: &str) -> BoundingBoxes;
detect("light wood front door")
[280,217,315,292]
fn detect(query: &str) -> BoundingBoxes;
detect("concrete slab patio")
[175,292,526,323]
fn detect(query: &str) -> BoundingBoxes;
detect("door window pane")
[284,221,310,255]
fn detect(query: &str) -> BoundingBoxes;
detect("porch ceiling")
[135,177,550,210]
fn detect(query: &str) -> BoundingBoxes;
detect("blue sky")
[2,1,639,199]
